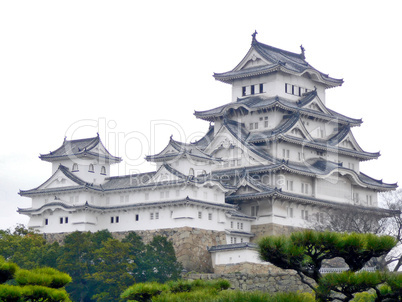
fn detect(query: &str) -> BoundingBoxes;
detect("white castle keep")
[19,33,397,272]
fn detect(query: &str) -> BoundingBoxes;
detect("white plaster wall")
[211,248,264,267]
[52,159,110,184]
[232,73,326,103]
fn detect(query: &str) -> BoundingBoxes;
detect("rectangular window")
[135,214,139,221]
[116,216,119,223]
[301,183,309,194]
[60,217,63,224]
[282,149,290,159]
[198,211,202,219]
[150,213,154,220]
[301,210,309,220]
[208,213,212,220]
[259,83,264,93]
[254,122,258,129]
[298,152,304,161]
[230,221,233,228]
[264,120,268,128]
[251,205,259,217]
[353,193,359,203]
[237,222,240,229]
[242,86,246,96]
[286,180,294,191]
[111,217,114,223]
[251,85,255,95]
[65,217,69,224]
[240,222,243,230]
[45,219,48,225]
[155,212,159,219]
[287,207,293,218]
[249,123,254,130]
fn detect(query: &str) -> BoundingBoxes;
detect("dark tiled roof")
[208,242,258,252]
[191,125,215,150]
[146,136,221,162]
[40,135,121,163]
[195,95,362,126]
[213,37,343,87]
[18,197,237,215]
[19,165,102,196]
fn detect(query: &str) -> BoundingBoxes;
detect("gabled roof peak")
[40,135,121,163]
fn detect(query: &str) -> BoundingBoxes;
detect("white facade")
[19,34,396,267]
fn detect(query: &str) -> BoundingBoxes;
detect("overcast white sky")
[0,1,401,230]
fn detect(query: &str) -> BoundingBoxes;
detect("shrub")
[121,282,167,302]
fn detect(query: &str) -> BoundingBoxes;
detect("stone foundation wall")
[44,227,226,273]
[251,223,303,241]
[185,271,314,293]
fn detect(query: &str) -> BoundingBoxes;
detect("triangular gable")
[302,94,330,115]
[148,165,183,184]
[38,168,84,190]
[338,132,363,152]
[234,185,260,195]
[233,47,271,72]
[287,120,313,141]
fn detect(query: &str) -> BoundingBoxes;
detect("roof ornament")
[300,45,306,59]
[251,30,258,44]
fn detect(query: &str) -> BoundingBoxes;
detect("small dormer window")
[101,166,106,175]
[88,164,94,173]
[72,163,79,172]
[189,168,194,176]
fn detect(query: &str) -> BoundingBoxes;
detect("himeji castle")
[19,33,397,272]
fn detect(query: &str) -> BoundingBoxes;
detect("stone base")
[186,271,315,293]
[251,223,303,241]
[44,227,226,273]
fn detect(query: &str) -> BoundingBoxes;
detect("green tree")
[122,233,148,283]
[143,236,182,283]
[90,238,136,302]
[0,256,72,302]
[258,230,398,301]
[57,230,112,302]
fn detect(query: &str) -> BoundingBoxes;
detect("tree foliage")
[258,230,398,301]
[0,256,71,302]
[311,189,402,272]
[0,227,182,302]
